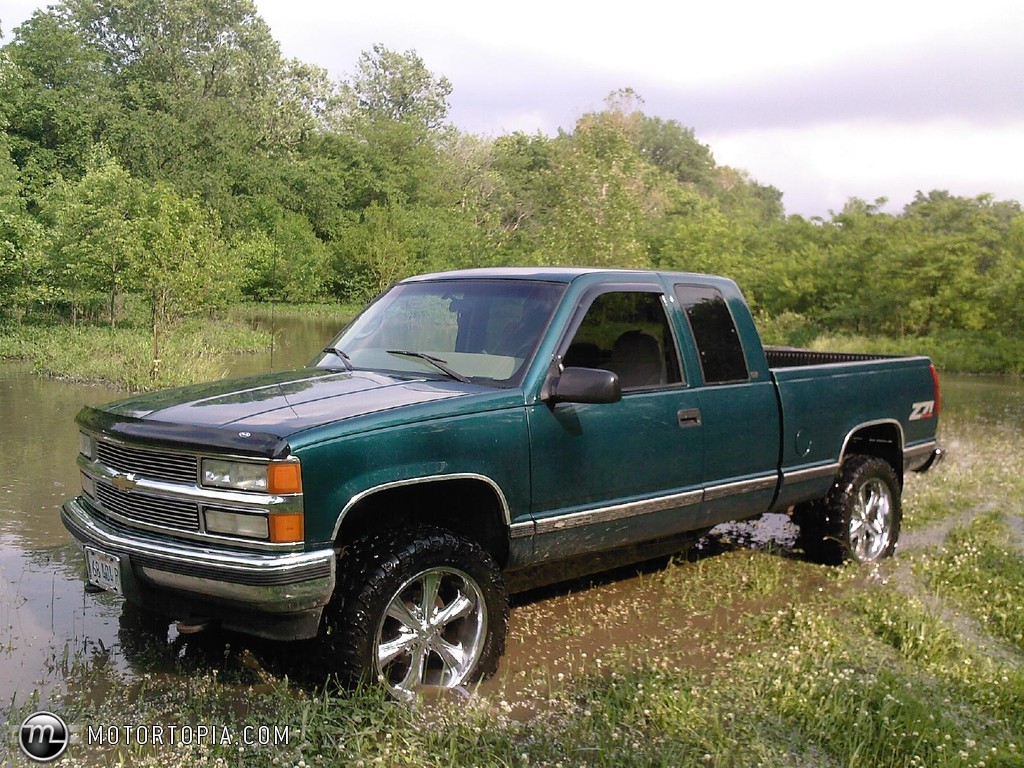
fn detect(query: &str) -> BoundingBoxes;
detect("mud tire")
[324,526,508,699]
[796,455,902,565]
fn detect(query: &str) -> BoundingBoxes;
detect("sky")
[2,0,1022,218]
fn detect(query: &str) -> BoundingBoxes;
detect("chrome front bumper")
[61,496,335,640]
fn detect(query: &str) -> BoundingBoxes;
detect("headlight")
[204,508,270,539]
[202,459,270,492]
[200,458,303,494]
[79,432,94,459]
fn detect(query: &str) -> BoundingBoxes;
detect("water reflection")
[228,312,345,377]
[942,374,1024,429]
[0,364,124,708]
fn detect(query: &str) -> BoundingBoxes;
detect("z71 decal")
[909,400,936,420]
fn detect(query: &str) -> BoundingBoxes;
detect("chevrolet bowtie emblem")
[111,473,138,492]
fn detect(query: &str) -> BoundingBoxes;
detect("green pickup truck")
[62,268,942,698]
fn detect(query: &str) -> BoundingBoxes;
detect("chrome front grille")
[95,482,200,532]
[96,440,198,485]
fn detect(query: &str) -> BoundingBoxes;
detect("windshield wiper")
[386,350,470,383]
[321,346,354,371]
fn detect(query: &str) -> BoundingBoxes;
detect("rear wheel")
[796,455,902,564]
[325,526,507,700]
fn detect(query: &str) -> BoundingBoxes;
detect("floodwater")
[0,318,1021,710]
[0,314,345,709]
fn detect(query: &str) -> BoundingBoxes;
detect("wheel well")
[335,478,510,567]
[843,423,903,485]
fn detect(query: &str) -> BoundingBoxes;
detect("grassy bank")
[230,301,364,321]
[0,318,269,391]
[0,302,360,391]
[806,332,1024,376]
[4,417,1021,767]
[758,313,1024,375]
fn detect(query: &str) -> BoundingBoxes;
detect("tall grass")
[0,318,269,391]
[757,311,1024,374]
[230,301,363,321]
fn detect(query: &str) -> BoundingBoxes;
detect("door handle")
[677,408,702,428]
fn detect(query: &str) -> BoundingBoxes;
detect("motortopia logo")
[85,723,291,748]
[19,711,69,762]
[16,713,290,761]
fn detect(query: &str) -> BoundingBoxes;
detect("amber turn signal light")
[267,463,302,495]
[269,512,304,543]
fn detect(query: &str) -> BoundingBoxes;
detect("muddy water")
[0,321,1021,709]
[0,314,344,709]
[0,365,125,708]
[229,311,346,377]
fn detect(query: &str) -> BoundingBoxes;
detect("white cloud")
[707,119,1024,217]
[257,0,1023,91]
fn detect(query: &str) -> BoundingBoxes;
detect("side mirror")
[546,367,622,404]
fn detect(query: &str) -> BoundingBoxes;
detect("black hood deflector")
[76,407,292,459]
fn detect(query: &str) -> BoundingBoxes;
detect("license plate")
[85,547,123,594]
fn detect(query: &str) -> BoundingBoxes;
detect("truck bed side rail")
[765,347,898,368]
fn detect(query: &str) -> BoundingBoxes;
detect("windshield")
[316,279,567,387]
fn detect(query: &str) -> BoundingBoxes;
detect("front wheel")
[797,455,902,564]
[325,527,508,700]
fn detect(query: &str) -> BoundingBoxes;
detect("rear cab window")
[674,284,749,385]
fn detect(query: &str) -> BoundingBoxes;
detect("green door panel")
[527,387,704,561]
[697,380,781,526]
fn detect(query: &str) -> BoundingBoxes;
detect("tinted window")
[675,285,749,384]
[564,291,682,390]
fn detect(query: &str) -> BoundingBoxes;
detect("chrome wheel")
[796,455,902,565]
[374,566,487,699]
[849,477,893,562]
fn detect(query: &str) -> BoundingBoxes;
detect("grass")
[0,301,362,391]
[0,317,270,391]
[757,312,1024,375]
[916,513,1024,653]
[806,331,1024,376]
[230,301,364,321]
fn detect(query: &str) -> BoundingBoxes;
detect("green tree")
[44,152,143,325]
[340,44,452,134]
[0,129,48,317]
[59,0,308,225]
[898,191,1010,334]
[1,9,116,204]
[752,215,829,320]
[538,95,664,268]
[986,213,1024,334]
[233,208,329,302]
[653,189,744,280]
[487,131,558,260]
[133,184,238,377]
[637,115,716,189]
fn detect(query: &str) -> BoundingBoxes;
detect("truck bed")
[765,346,898,368]
[766,349,939,511]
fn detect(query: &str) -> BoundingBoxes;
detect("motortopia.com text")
[84,723,290,747]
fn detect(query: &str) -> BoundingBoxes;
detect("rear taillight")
[930,364,942,418]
